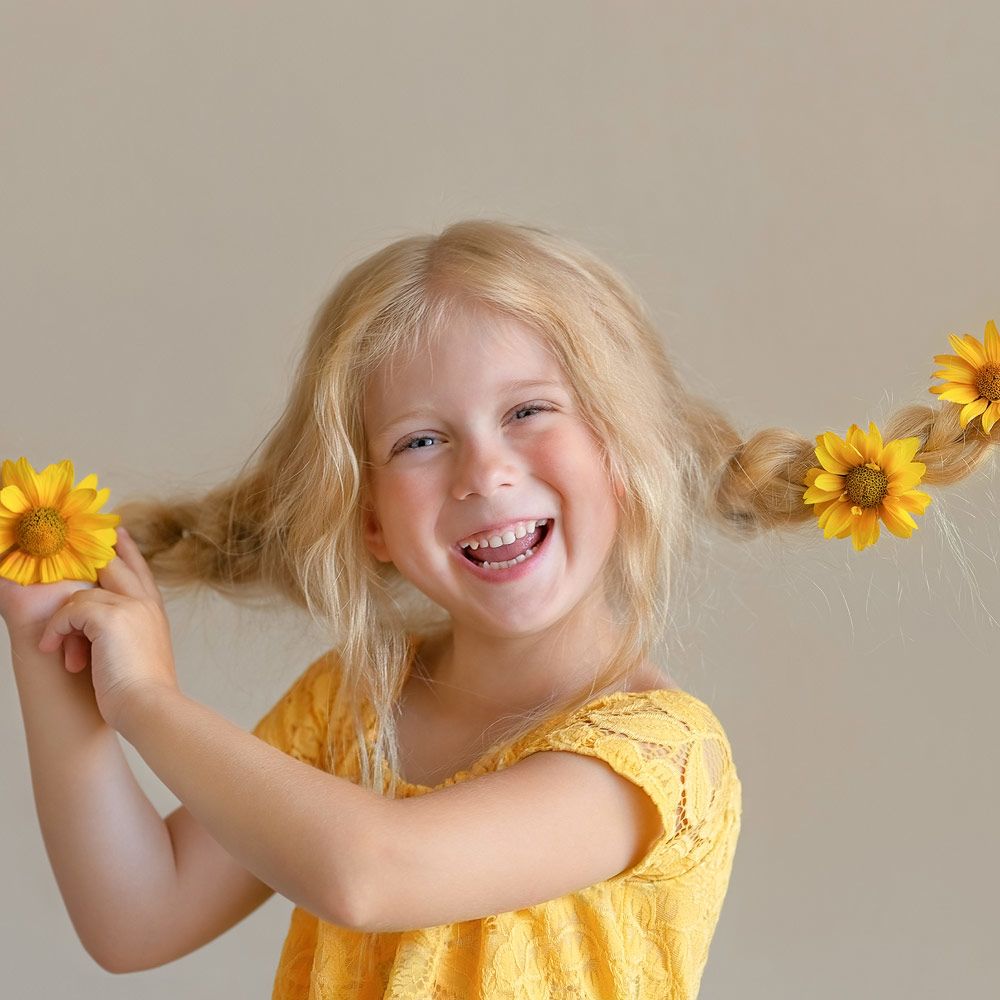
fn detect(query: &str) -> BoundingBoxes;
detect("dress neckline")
[368,632,703,793]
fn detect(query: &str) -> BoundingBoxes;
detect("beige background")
[2,2,998,997]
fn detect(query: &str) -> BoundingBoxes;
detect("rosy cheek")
[539,430,594,476]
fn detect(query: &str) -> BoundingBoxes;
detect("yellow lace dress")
[252,636,742,999]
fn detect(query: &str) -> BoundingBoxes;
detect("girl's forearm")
[7,636,178,972]
[118,685,385,930]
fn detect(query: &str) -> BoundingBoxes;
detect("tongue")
[467,524,544,563]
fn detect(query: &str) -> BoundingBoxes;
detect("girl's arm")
[114,680,667,937]
[114,683,384,932]
[7,634,273,972]
[28,527,384,940]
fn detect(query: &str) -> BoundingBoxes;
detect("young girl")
[2,219,752,998]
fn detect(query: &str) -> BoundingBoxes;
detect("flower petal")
[936,385,982,405]
[823,501,856,539]
[817,499,845,530]
[933,353,978,375]
[851,507,880,550]
[65,530,115,562]
[959,397,989,428]
[3,458,43,507]
[40,555,65,584]
[823,431,864,468]
[0,547,38,586]
[64,512,120,533]
[981,400,1000,435]
[984,319,1000,364]
[948,333,986,367]
[932,367,978,383]
[61,543,99,581]
[880,495,919,538]
[0,484,30,515]
[37,460,74,507]
[812,497,839,519]
[845,424,867,459]
[880,438,921,478]
[865,422,883,462]
[59,487,98,519]
[86,487,111,512]
[812,473,845,492]
[888,462,927,494]
[804,487,842,505]
[896,489,932,515]
[815,444,850,475]
[69,474,113,514]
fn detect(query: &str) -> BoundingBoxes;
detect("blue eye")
[393,404,553,455]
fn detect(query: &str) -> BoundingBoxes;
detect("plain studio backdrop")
[2,3,998,997]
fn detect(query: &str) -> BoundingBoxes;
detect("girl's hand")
[35,528,181,733]
[0,575,96,655]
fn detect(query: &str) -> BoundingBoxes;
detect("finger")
[64,632,91,674]
[102,528,162,603]
[38,592,117,653]
[96,528,149,600]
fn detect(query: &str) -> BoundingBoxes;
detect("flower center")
[843,462,888,510]
[16,507,68,557]
[975,363,1000,402]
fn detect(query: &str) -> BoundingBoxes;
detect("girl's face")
[362,312,623,640]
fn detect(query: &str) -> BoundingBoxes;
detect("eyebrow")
[374,378,565,438]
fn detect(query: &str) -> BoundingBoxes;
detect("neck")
[415,604,633,721]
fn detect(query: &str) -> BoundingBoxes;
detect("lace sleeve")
[528,692,736,883]
[251,652,336,769]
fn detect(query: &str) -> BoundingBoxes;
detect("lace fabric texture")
[251,644,742,1000]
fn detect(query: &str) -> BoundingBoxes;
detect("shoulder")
[539,684,735,760]
[523,686,740,863]
[353,684,739,934]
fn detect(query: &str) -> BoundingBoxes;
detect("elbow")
[68,921,134,975]
[79,926,163,975]
[326,800,394,933]
[89,943,172,976]
[329,881,374,933]
[95,958,133,976]
[326,845,383,934]
[85,941,135,976]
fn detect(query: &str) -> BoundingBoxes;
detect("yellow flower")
[929,319,1000,433]
[0,457,120,586]
[802,422,932,552]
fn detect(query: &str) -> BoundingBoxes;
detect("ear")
[361,504,392,563]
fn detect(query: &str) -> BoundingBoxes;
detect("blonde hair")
[109,219,996,798]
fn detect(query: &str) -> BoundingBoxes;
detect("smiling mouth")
[460,519,551,564]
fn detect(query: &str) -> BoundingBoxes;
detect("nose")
[451,435,520,500]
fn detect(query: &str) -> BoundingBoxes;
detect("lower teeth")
[478,545,536,570]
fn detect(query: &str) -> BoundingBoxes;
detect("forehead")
[365,313,564,421]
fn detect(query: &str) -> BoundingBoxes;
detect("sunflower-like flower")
[802,422,932,551]
[929,319,1000,433]
[0,457,120,586]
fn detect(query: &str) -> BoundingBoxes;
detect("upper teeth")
[458,519,548,550]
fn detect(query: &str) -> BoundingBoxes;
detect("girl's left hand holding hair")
[33,528,181,734]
